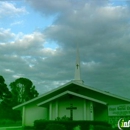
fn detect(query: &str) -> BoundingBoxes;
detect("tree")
[10,77,39,105]
[0,75,11,100]
[0,75,16,120]
[0,75,12,108]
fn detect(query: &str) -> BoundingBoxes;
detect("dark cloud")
[26,0,71,15]
[26,0,109,15]
[1,1,130,98]
[26,1,130,97]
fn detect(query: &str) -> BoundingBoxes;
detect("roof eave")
[13,80,74,109]
[38,90,107,107]
[13,80,130,110]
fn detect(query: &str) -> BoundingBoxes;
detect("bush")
[0,119,22,127]
[94,125,112,130]
[44,123,66,130]
[23,126,34,130]
[34,120,112,130]
[55,115,70,121]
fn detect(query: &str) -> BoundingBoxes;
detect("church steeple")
[74,44,84,84]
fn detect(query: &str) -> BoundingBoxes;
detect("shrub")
[73,125,81,130]
[94,125,112,130]
[0,119,22,127]
[23,126,34,130]
[55,115,70,121]
[34,120,112,130]
[44,123,66,130]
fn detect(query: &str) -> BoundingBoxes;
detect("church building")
[13,47,130,127]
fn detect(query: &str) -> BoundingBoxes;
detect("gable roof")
[13,81,73,109]
[13,80,130,110]
[38,90,107,107]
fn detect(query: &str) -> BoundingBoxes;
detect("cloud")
[22,0,130,98]
[0,28,15,42]
[10,20,24,26]
[11,32,45,49]
[0,2,27,18]
[26,0,72,15]
[26,0,109,15]
[47,4,129,49]
[1,1,130,98]
[0,28,63,94]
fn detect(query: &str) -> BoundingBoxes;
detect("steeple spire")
[74,44,84,84]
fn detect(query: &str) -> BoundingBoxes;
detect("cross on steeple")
[66,104,77,120]
[76,64,79,69]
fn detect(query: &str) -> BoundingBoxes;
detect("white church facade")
[13,80,130,126]
[13,46,130,127]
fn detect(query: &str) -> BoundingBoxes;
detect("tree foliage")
[0,76,12,108]
[0,76,11,100]
[0,75,19,121]
[0,75,39,121]
[10,77,39,105]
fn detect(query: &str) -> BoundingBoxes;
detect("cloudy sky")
[1,0,130,98]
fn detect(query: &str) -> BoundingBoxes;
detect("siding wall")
[23,104,48,126]
[49,96,95,120]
